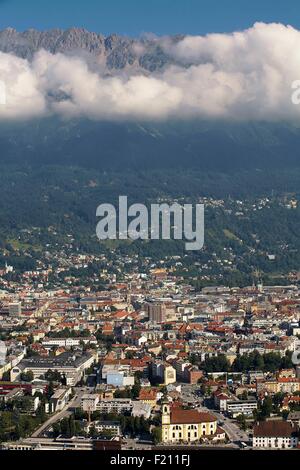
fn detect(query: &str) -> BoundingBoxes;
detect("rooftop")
[170,408,217,425]
[253,421,298,438]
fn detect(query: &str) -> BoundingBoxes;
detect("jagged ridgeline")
[0,28,300,195]
[0,27,175,69]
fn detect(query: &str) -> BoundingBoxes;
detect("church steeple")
[126,282,134,312]
[162,399,170,425]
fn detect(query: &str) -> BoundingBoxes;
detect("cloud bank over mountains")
[0,22,299,121]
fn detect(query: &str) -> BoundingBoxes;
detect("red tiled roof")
[283,396,300,406]
[253,421,298,437]
[278,378,300,383]
[170,409,216,425]
[138,388,157,400]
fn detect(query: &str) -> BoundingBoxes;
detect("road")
[212,411,249,444]
[180,384,249,445]
[123,438,153,450]
[31,388,88,438]
[31,404,73,438]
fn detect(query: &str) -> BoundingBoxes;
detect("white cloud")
[0,22,300,121]
[0,52,46,119]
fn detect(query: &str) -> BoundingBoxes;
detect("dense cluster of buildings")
[0,263,300,450]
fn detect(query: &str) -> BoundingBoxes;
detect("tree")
[89,424,98,438]
[202,354,230,373]
[282,410,289,420]
[200,383,208,396]
[68,415,76,437]
[15,396,33,413]
[236,413,247,431]
[36,405,47,424]
[125,351,134,359]
[131,374,141,399]
[20,370,34,382]
[151,427,162,445]
[60,417,70,436]
[273,392,285,411]
[139,415,150,434]
[189,354,198,365]
[45,369,62,383]
[1,371,10,381]
[52,422,61,437]
[99,429,113,439]
[47,381,55,401]
[259,396,273,420]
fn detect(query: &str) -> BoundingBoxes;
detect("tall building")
[147,303,166,323]
[150,362,176,385]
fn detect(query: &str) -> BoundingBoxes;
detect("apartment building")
[253,421,299,449]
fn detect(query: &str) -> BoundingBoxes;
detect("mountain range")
[0,29,300,280]
[0,27,175,71]
[0,28,300,187]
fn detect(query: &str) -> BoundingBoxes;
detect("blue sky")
[0,0,299,36]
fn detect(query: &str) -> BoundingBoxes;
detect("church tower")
[126,282,134,312]
[162,400,170,425]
